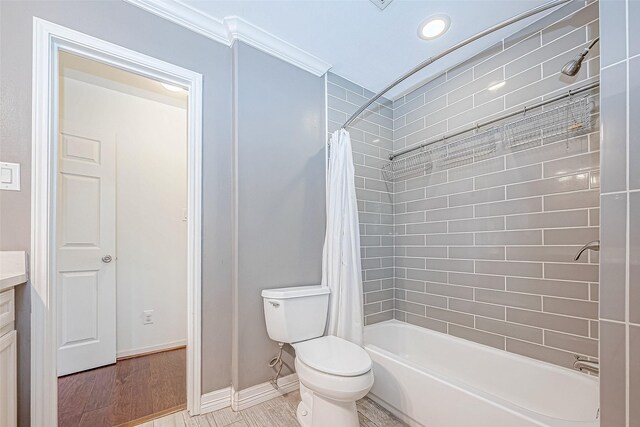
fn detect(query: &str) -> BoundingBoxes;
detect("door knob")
[102,255,113,263]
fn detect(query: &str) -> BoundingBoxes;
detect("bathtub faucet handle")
[573,355,599,374]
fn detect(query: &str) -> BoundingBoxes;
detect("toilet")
[261,285,374,427]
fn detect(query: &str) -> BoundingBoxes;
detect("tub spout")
[574,240,600,261]
[574,356,599,374]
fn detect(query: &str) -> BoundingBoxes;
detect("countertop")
[0,251,28,292]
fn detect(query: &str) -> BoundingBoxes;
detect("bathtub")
[363,320,599,427]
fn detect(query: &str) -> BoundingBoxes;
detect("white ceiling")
[182,0,551,99]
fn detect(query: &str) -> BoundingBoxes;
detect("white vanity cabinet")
[0,251,26,427]
[0,290,17,427]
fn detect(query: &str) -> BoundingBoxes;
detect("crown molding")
[223,16,331,76]
[123,0,332,76]
[124,0,230,45]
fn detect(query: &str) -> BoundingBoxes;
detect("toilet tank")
[261,285,330,344]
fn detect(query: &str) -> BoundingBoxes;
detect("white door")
[56,120,117,376]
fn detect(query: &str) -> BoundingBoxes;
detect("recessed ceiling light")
[487,81,506,91]
[418,15,450,40]
[161,82,184,92]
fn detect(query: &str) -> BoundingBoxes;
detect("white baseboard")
[116,339,186,359]
[199,374,299,414]
[231,374,299,411]
[201,386,232,414]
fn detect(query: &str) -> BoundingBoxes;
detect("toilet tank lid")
[261,285,329,299]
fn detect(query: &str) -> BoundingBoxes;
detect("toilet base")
[296,383,313,427]
[296,401,312,427]
[296,383,360,427]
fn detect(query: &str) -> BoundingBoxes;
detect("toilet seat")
[293,335,372,376]
[295,357,374,403]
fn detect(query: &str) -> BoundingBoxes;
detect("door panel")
[57,122,116,377]
[59,173,101,246]
[63,133,101,164]
[59,271,99,345]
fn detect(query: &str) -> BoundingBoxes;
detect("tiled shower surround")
[598,0,640,424]
[391,1,600,369]
[328,0,602,370]
[327,73,396,325]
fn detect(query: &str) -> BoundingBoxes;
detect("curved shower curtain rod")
[341,0,573,130]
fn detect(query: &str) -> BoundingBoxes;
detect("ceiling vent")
[369,0,394,10]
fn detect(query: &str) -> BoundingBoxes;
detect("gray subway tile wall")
[390,0,602,369]
[630,325,640,426]
[631,192,640,325]
[630,56,640,190]
[600,193,627,321]
[327,72,395,325]
[600,320,627,426]
[600,62,627,193]
[599,0,640,425]
[599,0,627,67]
[327,3,640,399]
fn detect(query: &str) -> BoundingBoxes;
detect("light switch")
[0,162,20,191]
[0,168,11,183]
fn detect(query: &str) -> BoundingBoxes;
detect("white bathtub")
[364,320,599,427]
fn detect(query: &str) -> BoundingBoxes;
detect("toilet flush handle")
[268,301,280,308]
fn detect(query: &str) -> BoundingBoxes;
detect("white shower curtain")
[322,128,364,346]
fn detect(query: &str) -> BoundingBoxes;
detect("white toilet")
[261,285,374,427]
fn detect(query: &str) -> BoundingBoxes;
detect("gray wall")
[326,73,395,325]
[390,1,601,370]
[598,0,640,425]
[233,42,326,390]
[0,1,233,423]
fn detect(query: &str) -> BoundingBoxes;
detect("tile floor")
[138,391,406,427]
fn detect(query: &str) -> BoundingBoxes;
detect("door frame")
[31,18,204,424]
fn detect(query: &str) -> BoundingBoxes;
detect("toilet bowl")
[261,286,374,427]
[293,336,374,427]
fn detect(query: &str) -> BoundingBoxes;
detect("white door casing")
[31,18,203,424]
[56,121,117,376]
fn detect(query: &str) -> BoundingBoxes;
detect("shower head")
[561,37,600,77]
[561,53,587,77]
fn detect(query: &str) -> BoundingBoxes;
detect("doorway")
[55,52,188,425]
[31,19,203,426]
